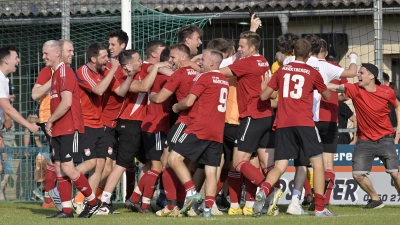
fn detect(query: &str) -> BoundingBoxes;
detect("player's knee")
[389,172,399,180]
[352,173,366,182]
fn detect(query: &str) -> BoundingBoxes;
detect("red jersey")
[119,62,152,121]
[101,62,127,128]
[344,83,396,141]
[76,65,104,128]
[184,71,229,143]
[163,66,198,125]
[35,66,52,123]
[50,62,84,136]
[228,54,273,119]
[141,74,171,134]
[268,61,327,128]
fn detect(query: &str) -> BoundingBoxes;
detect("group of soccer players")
[0,12,397,219]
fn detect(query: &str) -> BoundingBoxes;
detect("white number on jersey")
[218,87,228,112]
[283,73,305,99]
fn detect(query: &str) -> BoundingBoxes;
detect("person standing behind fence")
[327,63,400,209]
[43,40,101,219]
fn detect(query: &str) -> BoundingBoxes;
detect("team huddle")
[0,14,399,219]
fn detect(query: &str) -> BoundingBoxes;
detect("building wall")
[287,16,400,83]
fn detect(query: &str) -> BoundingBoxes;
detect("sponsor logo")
[65,154,71,158]
[108,147,113,155]
[84,148,91,156]
[257,60,269,67]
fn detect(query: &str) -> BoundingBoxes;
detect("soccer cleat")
[302,194,313,206]
[211,202,223,216]
[179,193,202,214]
[308,201,315,210]
[315,208,338,217]
[156,206,182,217]
[124,198,134,209]
[266,188,283,216]
[78,199,102,218]
[242,206,253,216]
[138,206,156,214]
[46,211,74,219]
[32,188,44,201]
[202,209,211,218]
[286,203,309,215]
[72,198,85,215]
[186,207,200,217]
[48,188,62,211]
[227,207,243,215]
[364,199,384,209]
[253,190,267,217]
[95,202,120,215]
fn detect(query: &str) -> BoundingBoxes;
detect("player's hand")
[123,64,135,77]
[250,14,262,32]
[172,103,180,113]
[29,123,40,134]
[155,61,172,69]
[348,52,358,57]
[45,122,52,137]
[275,52,286,65]
[109,58,120,70]
[395,127,400,144]
[261,70,271,90]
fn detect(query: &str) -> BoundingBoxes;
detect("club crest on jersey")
[84,148,91,156]
[108,147,113,155]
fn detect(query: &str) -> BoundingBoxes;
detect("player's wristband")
[348,54,358,64]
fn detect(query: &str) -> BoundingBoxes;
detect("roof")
[0,0,399,17]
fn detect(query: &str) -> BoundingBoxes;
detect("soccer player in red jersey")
[259,39,336,217]
[42,40,101,219]
[31,40,77,209]
[99,49,170,213]
[169,49,228,218]
[72,42,119,214]
[218,31,274,216]
[328,63,400,209]
[122,40,171,213]
[149,44,198,216]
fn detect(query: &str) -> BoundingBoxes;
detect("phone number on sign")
[363,194,400,202]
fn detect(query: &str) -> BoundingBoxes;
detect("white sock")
[291,195,300,205]
[101,191,112,204]
[185,189,197,198]
[230,202,239,209]
[245,201,255,208]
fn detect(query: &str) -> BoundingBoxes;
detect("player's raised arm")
[327,83,346,93]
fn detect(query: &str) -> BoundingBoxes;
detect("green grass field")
[0,202,399,225]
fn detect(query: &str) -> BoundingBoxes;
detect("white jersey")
[220,56,234,68]
[283,56,345,121]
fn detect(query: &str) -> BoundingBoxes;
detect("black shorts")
[115,119,142,169]
[166,122,186,151]
[39,123,54,163]
[51,131,83,163]
[275,126,323,163]
[315,121,338,153]
[174,133,223,167]
[81,127,107,160]
[236,116,274,153]
[104,126,117,160]
[223,123,238,162]
[142,131,166,161]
